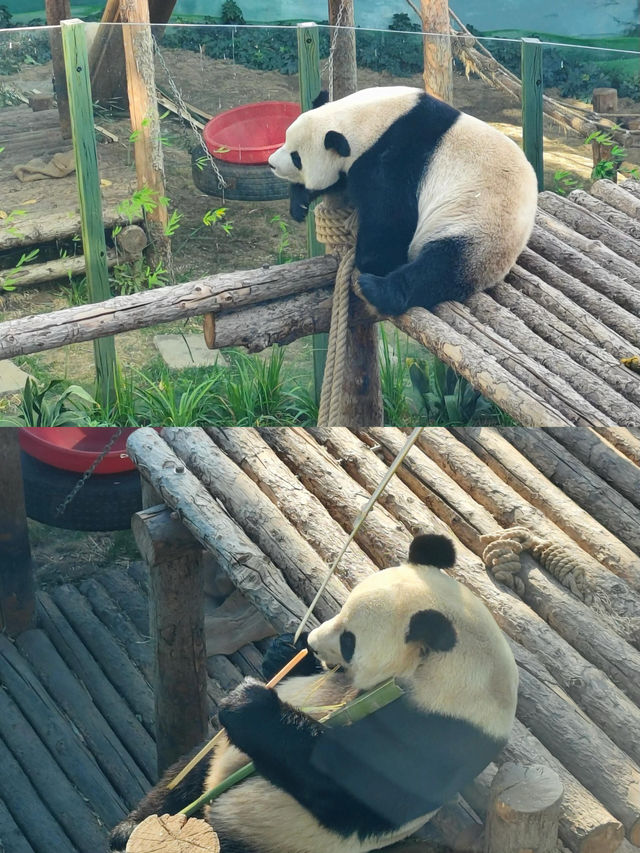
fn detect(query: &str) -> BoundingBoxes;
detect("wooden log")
[328,0,357,100]
[535,213,640,288]
[126,428,312,634]
[1,247,122,289]
[391,308,573,427]
[509,639,640,844]
[0,204,141,251]
[364,428,640,689]
[0,684,110,850]
[593,89,618,114]
[79,576,153,680]
[526,228,640,314]
[88,0,128,108]
[515,250,640,349]
[486,763,563,853]
[16,627,149,807]
[428,799,484,853]
[0,735,75,853]
[51,583,156,735]
[0,254,338,361]
[37,591,156,781]
[497,427,640,569]
[467,292,640,423]
[538,192,640,266]
[621,178,640,200]
[495,273,640,367]
[546,428,640,510]
[0,632,127,829]
[568,190,640,241]
[204,287,345,354]
[228,643,265,681]
[0,797,35,853]
[132,504,202,564]
[131,505,208,776]
[502,719,623,853]
[205,427,376,587]
[162,427,349,621]
[413,428,640,629]
[598,428,640,467]
[115,223,148,256]
[0,429,35,636]
[590,180,640,219]
[45,0,71,137]
[435,299,614,427]
[126,813,219,853]
[421,0,453,103]
[340,427,640,758]
[120,0,170,271]
[98,566,152,636]
[453,427,640,591]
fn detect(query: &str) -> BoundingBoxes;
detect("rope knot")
[314,202,359,254]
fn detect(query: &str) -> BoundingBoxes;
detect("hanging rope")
[314,201,360,427]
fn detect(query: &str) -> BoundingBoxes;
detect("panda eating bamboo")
[268,86,538,316]
[109,533,517,853]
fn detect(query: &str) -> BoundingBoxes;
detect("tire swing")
[192,101,300,202]
[18,428,142,531]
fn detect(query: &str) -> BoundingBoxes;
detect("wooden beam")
[131,505,208,775]
[61,18,118,410]
[45,0,72,137]
[120,0,171,271]
[0,429,35,637]
[328,0,357,100]
[521,37,544,191]
[420,0,453,102]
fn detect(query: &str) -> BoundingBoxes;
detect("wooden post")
[592,88,618,114]
[120,0,172,273]
[297,23,328,405]
[61,18,118,411]
[89,0,129,109]
[521,37,544,192]
[328,0,357,100]
[45,0,72,137]
[486,763,563,853]
[420,0,453,103]
[131,504,208,777]
[0,430,36,637]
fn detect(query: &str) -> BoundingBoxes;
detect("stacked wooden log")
[126,426,640,853]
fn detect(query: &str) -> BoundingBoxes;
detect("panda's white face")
[307,552,518,740]
[268,86,424,192]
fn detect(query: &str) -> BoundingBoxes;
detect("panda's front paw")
[262,632,323,681]
[357,272,408,317]
[219,678,279,737]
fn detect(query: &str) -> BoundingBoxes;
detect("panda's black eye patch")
[340,630,356,662]
[290,151,302,170]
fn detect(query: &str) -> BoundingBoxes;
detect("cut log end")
[126,813,219,852]
[580,824,627,853]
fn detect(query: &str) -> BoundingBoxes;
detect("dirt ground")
[0,47,637,391]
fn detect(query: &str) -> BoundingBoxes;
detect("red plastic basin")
[202,101,300,164]
[18,427,138,474]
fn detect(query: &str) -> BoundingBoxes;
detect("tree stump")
[486,763,563,853]
[126,814,219,852]
[592,89,618,114]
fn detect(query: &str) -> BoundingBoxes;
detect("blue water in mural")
[7,0,640,37]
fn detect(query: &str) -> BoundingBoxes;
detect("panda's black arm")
[219,680,402,838]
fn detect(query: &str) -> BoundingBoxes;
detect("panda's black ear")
[406,609,457,653]
[409,534,455,569]
[324,130,351,157]
[312,90,330,109]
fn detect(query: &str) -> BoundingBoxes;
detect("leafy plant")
[164,209,183,237]
[117,186,169,224]
[408,357,508,426]
[553,169,580,196]
[221,0,246,24]
[133,369,226,426]
[1,247,39,291]
[0,377,96,426]
[60,275,88,306]
[379,326,415,425]
[111,259,168,295]
[270,215,297,265]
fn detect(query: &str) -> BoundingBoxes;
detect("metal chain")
[55,428,125,518]
[153,35,227,190]
[323,0,349,100]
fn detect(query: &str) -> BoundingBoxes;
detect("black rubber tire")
[191,145,289,201]
[20,451,142,532]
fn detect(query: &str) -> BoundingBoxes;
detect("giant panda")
[109,533,518,853]
[268,86,538,315]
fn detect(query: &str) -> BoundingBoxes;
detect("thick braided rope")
[314,202,359,426]
[480,526,591,602]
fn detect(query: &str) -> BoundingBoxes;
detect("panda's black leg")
[108,741,213,851]
[358,236,475,315]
